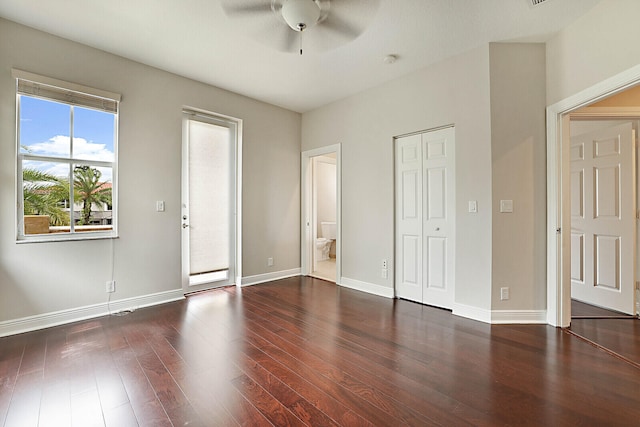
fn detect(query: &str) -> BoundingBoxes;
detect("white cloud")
[23,135,114,182]
[26,135,114,162]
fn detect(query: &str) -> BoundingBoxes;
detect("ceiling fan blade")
[222,2,274,16]
[318,14,362,40]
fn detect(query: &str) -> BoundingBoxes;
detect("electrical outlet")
[500,287,509,301]
[106,280,115,293]
[382,259,388,269]
[267,257,274,267]
[156,200,165,212]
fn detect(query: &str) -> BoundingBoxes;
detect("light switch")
[500,199,513,213]
[468,200,478,213]
[156,200,165,212]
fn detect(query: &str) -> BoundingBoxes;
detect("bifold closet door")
[396,127,455,309]
[396,134,423,302]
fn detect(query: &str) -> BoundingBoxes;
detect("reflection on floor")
[571,299,634,318]
[568,299,639,369]
[313,258,336,283]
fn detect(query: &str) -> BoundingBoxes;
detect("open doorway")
[301,145,341,283]
[568,109,639,317]
[547,65,640,327]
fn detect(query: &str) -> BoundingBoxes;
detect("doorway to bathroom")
[301,144,341,283]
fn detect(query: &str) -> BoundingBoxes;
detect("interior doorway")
[547,65,640,327]
[301,144,341,283]
[569,116,638,316]
[181,109,242,294]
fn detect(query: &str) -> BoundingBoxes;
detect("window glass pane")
[19,96,71,158]
[73,107,115,161]
[72,165,113,231]
[22,161,71,235]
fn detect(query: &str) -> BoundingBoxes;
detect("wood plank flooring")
[1,276,640,426]
[571,299,634,318]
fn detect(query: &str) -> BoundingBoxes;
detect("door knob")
[183,215,188,220]
[182,224,189,229]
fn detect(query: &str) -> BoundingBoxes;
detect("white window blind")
[12,68,120,113]
[188,119,231,274]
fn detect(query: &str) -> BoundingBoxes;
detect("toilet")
[315,222,336,261]
[315,238,331,261]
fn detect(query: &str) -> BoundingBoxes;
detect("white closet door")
[422,127,455,309]
[571,122,635,314]
[396,127,455,309]
[395,134,423,302]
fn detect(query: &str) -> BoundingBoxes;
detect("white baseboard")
[0,289,185,338]
[453,303,492,323]
[490,310,548,324]
[241,268,301,287]
[453,303,548,324]
[339,277,395,298]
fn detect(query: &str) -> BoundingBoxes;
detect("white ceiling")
[0,0,601,113]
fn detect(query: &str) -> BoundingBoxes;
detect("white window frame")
[13,69,121,242]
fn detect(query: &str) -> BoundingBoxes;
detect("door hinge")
[556,228,561,234]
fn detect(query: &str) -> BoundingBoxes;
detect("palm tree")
[22,168,70,226]
[73,166,112,225]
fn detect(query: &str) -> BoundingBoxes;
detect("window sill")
[16,233,119,244]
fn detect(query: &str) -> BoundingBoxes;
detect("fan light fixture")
[281,0,321,31]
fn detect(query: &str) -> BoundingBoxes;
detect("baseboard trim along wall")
[241,268,301,287]
[490,310,548,324]
[453,303,492,324]
[0,289,185,338]
[340,277,395,299]
[453,303,548,324]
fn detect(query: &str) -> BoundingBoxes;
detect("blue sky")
[20,95,115,181]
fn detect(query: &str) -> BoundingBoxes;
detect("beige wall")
[302,46,494,310]
[489,43,547,310]
[546,0,640,105]
[0,18,301,322]
[591,85,640,107]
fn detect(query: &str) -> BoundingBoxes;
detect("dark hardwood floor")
[571,299,634,318]
[2,276,640,426]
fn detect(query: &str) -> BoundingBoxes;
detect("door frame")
[547,64,640,327]
[301,144,341,282]
[181,108,243,294]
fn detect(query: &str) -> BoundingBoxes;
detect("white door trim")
[547,64,640,327]
[181,108,242,294]
[301,144,341,283]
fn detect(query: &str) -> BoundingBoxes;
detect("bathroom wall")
[315,156,337,238]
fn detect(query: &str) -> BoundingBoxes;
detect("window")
[14,70,120,241]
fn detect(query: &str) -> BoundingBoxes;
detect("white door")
[422,128,455,308]
[396,133,423,302]
[570,122,636,314]
[181,112,237,293]
[396,127,455,309]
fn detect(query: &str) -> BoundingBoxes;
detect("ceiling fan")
[221,0,380,54]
